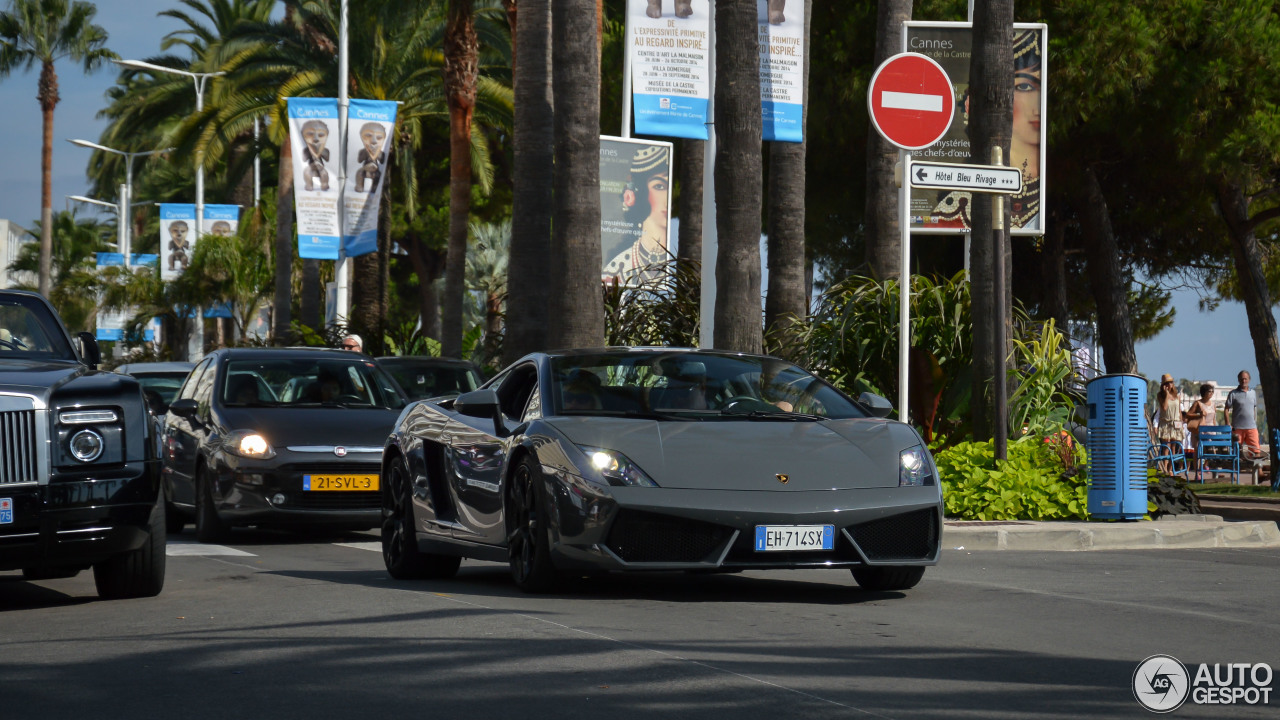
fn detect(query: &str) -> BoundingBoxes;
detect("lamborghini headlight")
[577,445,659,488]
[899,445,934,487]
[225,430,277,459]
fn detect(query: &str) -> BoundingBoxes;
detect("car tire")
[851,565,926,592]
[195,471,230,544]
[382,454,461,580]
[165,498,186,535]
[507,454,559,593]
[93,496,166,599]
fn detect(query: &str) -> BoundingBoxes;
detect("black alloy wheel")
[195,470,230,543]
[851,565,926,592]
[382,455,460,580]
[506,454,558,593]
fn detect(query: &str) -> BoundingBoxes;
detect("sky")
[0,0,1271,385]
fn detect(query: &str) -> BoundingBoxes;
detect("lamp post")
[114,59,225,359]
[66,139,171,263]
[68,191,128,253]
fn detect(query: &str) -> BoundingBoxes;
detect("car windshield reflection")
[223,358,406,409]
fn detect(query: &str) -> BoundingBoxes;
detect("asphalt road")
[1,530,1276,719]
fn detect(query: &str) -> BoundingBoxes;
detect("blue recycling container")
[1086,373,1149,520]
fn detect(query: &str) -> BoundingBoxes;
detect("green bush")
[935,435,1090,521]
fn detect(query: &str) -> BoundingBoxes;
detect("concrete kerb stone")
[943,517,1280,551]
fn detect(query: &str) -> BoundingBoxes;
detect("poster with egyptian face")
[901,22,1047,235]
[159,203,196,281]
[627,0,710,139]
[342,98,397,258]
[600,136,674,286]
[287,97,342,259]
[757,0,805,142]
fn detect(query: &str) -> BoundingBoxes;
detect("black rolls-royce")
[0,290,165,599]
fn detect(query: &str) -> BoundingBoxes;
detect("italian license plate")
[0,498,11,524]
[303,474,379,491]
[754,524,834,552]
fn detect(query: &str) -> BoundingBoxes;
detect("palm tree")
[8,210,111,332]
[466,218,508,365]
[764,0,812,341]
[862,0,912,280]
[547,0,604,349]
[0,0,115,298]
[712,0,763,353]
[503,0,553,365]
[441,0,479,359]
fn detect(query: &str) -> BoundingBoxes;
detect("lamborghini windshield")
[548,352,866,420]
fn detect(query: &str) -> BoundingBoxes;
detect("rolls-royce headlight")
[899,445,934,486]
[576,445,659,488]
[226,430,276,459]
[69,429,105,462]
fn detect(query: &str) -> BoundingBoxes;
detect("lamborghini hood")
[546,416,925,490]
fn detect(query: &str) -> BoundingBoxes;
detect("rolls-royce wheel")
[851,565,926,592]
[382,455,460,579]
[507,454,559,593]
[93,496,166,599]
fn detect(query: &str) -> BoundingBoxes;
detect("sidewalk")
[943,515,1280,551]
[1197,493,1280,523]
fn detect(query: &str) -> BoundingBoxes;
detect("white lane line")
[335,541,381,552]
[881,90,943,112]
[166,541,256,557]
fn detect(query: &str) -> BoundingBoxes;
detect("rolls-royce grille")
[849,508,939,561]
[279,492,381,511]
[0,410,38,486]
[605,510,732,563]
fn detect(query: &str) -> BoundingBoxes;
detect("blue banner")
[288,97,342,259]
[159,203,196,280]
[762,101,804,143]
[343,98,397,257]
[627,0,711,140]
[634,95,710,140]
[758,0,806,143]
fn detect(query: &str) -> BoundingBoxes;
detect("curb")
[1198,496,1280,523]
[943,517,1280,551]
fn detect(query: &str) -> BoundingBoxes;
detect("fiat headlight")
[899,445,933,487]
[226,430,276,459]
[577,445,659,488]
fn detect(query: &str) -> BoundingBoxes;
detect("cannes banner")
[287,97,342,259]
[343,98,397,258]
[202,204,241,239]
[159,203,196,281]
[628,0,710,140]
[758,0,805,142]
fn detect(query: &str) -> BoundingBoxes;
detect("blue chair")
[1196,425,1239,484]
[1148,439,1187,478]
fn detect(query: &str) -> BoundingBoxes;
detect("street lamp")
[66,139,171,262]
[67,189,150,258]
[114,59,225,360]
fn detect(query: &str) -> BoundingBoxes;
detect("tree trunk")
[503,0,554,365]
[862,0,912,280]
[37,60,59,298]
[764,0,812,341]
[301,259,321,328]
[442,0,480,359]
[677,137,704,298]
[352,250,380,349]
[405,236,444,342]
[273,133,295,342]
[1217,179,1280,435]
[712,0,763,354]
[1080,164,1137,374]
[547,0,604,349]
[1040,212,1069,343]
[967,0,1014,440]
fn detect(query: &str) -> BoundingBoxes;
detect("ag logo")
[1133,654,1190,713]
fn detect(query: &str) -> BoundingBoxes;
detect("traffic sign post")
[867,53,955,421]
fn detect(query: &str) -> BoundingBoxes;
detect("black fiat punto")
[161,347,408,542]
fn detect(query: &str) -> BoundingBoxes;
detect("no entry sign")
[867,53,955,150]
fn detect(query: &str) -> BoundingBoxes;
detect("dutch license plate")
[0,498,11,524]
[754,524,834,552]
[303,474,379,491]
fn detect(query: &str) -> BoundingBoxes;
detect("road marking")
[335,541,380,553]
[165,540,256,557]
[881,90,943,112]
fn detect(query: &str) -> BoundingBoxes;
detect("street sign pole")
[992,147,1008,462]
[898,150,911,420]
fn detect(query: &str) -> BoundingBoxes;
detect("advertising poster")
[599,135,674,286]
[757,0,805,142]
[159,203,196,280]
[202,204,241,239]
[343,98,397,258]
[287,97,342,259]
[96,253,158,342]
[628,0,711,140]
[902,22,1047,235]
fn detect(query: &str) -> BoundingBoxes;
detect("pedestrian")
[1225,370,1265,460]
[341,334,363,353]
[1153,374,1184,474]
[1183,383,1216,456]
